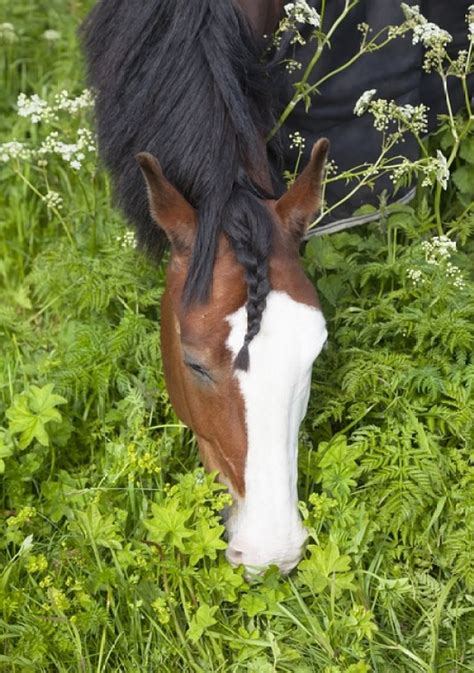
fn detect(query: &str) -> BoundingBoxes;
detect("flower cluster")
[16,89,94,124]
[400,4,453,71]
[421,235,457,264]
[42,190,63,211]
[284,58,303,74]
[407,268,425,286]
[419,150,450,190]
[468,5,474,40]
[17,93,54,124]
[116,231,137,250]
[284,1,320,28]
[408,236,465,290]
[421,236,465,288]
[412,22,452,49]
[355,93,428,137]
[354,89,377,117]
[0,22,18,44]
[390,151,449,192]
[38,128,96,170]
[275,1,320,46]
[1,90,97,175]
[0,141,32,163]
[43,29,61,42]
[53,89,95,115]
[289,130,306,150]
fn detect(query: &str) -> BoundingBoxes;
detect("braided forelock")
[222,187,274,371]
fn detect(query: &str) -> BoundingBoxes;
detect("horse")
[81,0,329,575]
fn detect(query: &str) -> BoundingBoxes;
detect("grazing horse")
[82,0,328,574]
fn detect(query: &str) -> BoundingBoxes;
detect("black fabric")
[276,1,473,222]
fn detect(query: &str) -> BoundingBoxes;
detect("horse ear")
[275,138,329,239]
[136,152,197,254]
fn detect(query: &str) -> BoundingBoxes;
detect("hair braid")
[223,186,274,371]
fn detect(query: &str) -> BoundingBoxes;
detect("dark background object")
[276,0,473,227]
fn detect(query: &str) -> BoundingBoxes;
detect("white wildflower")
[284,1,320,28]
[368,99,392,132]
[412,22,452,48]
[419,236,464,289]
[446,262,465,288]
[421,236,456,265]
[0,22,18,44]
[42,190,63,210]
[398,103,428,134]
[54,89,94,115]
[17,93,54,124]
[77,127,96,152]
[325,159,339,176]
[285,59,303,73]
[289,130,306,150]
[42,29,61,42]
[407,268,425,285]
[0,141,32,163]
[38,127,95,170]
[400,4,425,23]
[116,231,137,249]
[420,152,450,190]
[353,89,377,117]
[467,6,474,38]
[390,158,412,186]
[17,89,94,125]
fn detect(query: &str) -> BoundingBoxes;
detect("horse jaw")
[225,290,327,575]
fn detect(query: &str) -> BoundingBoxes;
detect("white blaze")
[225,290,327,574]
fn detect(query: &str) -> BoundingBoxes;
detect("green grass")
[1,2,474,671]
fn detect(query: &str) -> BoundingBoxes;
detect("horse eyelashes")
[186,360,213,382]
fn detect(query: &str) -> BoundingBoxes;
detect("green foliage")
[1,1,474,671]
[6,384,66,448]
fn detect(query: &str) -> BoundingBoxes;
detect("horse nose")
[226,545,244,567]
[225,543,303,576]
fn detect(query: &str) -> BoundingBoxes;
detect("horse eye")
[185,359,212,381]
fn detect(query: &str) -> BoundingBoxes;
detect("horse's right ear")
[136,152,197,254]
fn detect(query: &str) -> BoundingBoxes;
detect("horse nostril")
[226,546,244,567]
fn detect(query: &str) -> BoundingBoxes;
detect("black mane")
[81,0,281,368]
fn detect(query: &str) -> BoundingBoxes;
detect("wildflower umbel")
[38,128,96,171]
[409,236,465,290]
[17,93,53,124]
[42,190,63,211]
[400,4,453,71]
[354,93,428,136]
[284,1,320,28]
[468,5,474,39]
[42,29,61,42]
[407,269,425,286]
[354,89,377,116]
[116,231,137,249]
[0,22,18,44]
[0,141,32,163]
[421,236,457,264]
[289,130,306,150]
[16,89,94,125]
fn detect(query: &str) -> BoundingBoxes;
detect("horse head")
[137,139,329,575]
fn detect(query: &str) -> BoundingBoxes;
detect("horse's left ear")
[136,152,197,254]
[275,138,329,239]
